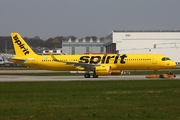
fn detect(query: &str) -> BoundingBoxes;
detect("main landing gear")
[84,73,98,78]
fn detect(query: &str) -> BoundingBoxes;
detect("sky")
[1,0,180,39]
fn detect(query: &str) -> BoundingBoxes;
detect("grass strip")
[0,80,180,120]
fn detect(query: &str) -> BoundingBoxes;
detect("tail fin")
[11,33,37,57]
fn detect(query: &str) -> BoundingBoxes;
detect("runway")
[0,70,179,82]
[0,75,180,82]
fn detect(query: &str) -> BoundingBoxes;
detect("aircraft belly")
[37,63,76,71]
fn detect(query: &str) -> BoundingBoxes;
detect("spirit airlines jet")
[10,33,176,78]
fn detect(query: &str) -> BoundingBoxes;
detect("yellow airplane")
[10,33,176,78]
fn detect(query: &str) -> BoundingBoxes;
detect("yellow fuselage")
[12,53,176,71]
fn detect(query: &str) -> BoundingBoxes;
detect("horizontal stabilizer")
[10,57,26,63]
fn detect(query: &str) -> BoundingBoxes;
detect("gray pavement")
[0,70,179,82]
[0,75,179,82]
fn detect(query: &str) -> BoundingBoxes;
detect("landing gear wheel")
[84,73,91,78]
[159,74,164,78]
[92,74,98,78]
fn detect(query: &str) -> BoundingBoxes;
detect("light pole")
[5,40,7,54]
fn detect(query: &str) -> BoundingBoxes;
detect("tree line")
[0,36,104,54]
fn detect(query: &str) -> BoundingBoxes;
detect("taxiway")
[0,70,179,82]
[0,75,179,82]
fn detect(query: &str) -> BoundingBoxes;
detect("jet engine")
[94,66,112,76]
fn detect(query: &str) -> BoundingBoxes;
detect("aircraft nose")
[167,61,176,68]
[173,62,176,67]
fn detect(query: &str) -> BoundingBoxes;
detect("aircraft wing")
[49,52,101,69]
[65,61,101,67]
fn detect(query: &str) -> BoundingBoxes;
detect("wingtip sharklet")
[49,52,59,61]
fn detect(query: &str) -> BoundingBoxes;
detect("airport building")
[62,37,105,54]
[104,30,180,63]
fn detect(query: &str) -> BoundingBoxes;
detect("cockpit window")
[162,57,171,61]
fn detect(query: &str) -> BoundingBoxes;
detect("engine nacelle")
[94,66,112,76]
[111,70,123,75]
[75,66,85,71]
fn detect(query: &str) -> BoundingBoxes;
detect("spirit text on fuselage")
[79,54,127,64]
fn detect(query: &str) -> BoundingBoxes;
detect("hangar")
[62,37,105,54]
[104,30,180,63]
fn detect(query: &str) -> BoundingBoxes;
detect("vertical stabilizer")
[11,33,37,57]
